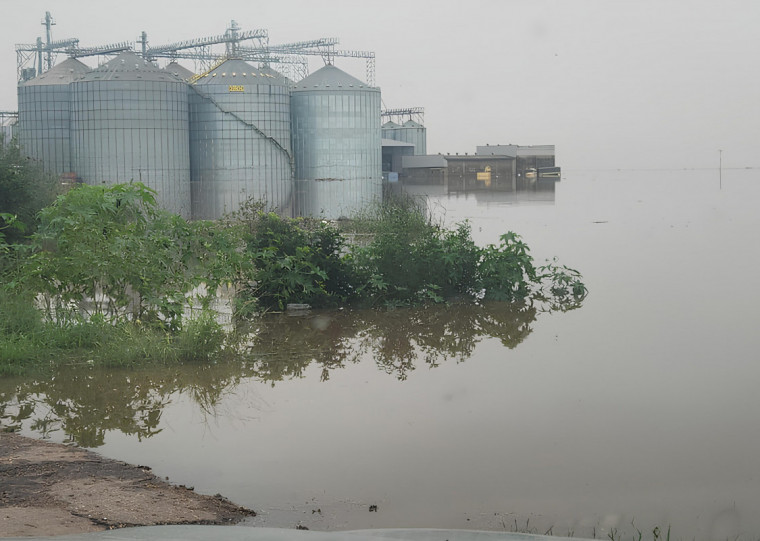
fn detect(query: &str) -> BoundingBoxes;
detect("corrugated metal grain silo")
[17,57,90,176]
[1,115,18,147]
[400,119,426,155]
[291,64,381,219]
[381,120,401,141]
[70,51,191,217]
[189,59,293,220]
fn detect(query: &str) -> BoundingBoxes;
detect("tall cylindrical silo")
[70,52,191,218]
[400,119,426,155]
[291,64,381,219]
[381,120,401,141]
[17,57,90,177]
[189,59,293,220]
[1,115,18,148]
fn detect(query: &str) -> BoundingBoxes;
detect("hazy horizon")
[2,0,757,171]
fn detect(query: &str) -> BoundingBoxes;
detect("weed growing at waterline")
[0,292,235,376]
[173,313,226,362]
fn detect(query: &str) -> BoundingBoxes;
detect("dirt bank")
[0,432,255,538]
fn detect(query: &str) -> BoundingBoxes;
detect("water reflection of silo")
[291,64,381,219]
[189,60,293,220]
[70,52,191,217]
[17,57,90,177]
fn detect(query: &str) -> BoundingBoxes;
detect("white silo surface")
[70,52,191,218]
[189,59,293,220]
[291,64,381,219]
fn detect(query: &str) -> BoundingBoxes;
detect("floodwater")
[3,168,760,540]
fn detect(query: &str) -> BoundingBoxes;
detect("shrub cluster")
[344,194,586,307]
[0,181,586,374]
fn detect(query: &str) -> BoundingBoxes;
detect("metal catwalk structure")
[16,16,376,86]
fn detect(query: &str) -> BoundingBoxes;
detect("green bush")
[0,290,41,336]
[174,313,225,362]
[346,196,584,307]
[23,183,200,328]
[477,232,536,301]
[237,208,358,310]
[533,258,588,311]
[93,323,175,366]
[348,196,480,306]
[0,183,587,376]
[0,139,60,245]
[42,315,120,350]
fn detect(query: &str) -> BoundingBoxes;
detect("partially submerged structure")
[13,16,382,220]
[291,65,382,219]
[11,13,558,218]
[396,145,559,193]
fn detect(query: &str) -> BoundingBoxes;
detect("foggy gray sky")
[1,0,757,170]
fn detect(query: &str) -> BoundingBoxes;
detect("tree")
[25,183,196,326]
[0,139,60,245]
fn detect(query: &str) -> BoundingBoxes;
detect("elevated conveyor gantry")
[15,14,377,86]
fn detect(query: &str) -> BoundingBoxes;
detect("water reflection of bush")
[246,301,537,381]
[1,302,537,446]
[0,363,260,447]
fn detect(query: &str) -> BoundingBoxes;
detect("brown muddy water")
[3,169,760,540]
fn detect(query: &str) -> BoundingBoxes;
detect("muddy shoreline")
[0,432,255,538]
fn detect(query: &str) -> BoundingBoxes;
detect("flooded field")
[3,168,760,540]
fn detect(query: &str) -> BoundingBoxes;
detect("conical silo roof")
[403,119,423,128]
[164,61,195,81]
[20,57,90,86]
[382,121,401,129]
[82,51,177,82]
[258,64,292,85]
[194,58,288,86]
[292,64,369,90]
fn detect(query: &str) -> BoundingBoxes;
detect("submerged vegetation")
[1,144,586,376]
